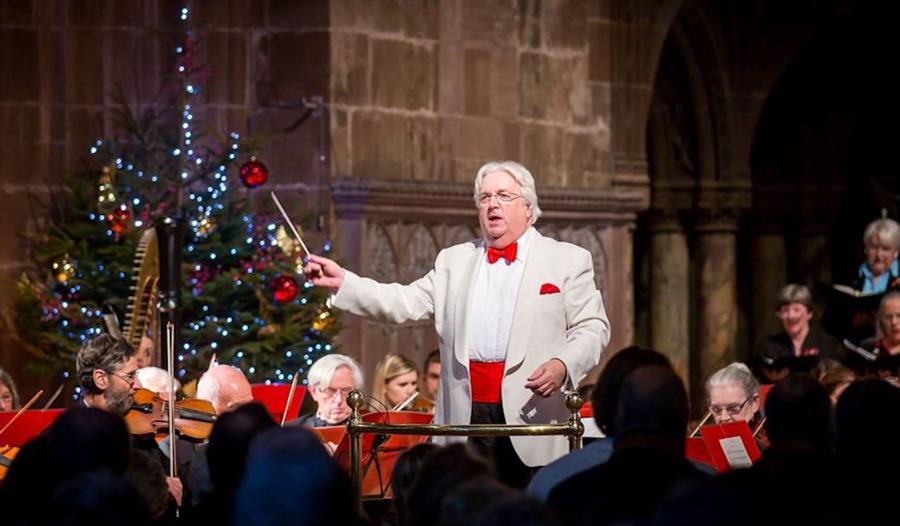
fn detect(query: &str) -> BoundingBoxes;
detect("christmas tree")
[12,6,338,397]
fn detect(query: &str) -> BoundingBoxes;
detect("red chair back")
[250,384,307,423]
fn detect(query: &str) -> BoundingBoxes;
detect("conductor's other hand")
[304,254,345,291]
[525,358,567,397]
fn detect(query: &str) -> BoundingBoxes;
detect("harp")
[123,228,161,365]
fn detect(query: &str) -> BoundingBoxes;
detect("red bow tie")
[487,243,518,264]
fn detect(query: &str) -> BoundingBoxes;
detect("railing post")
[347,390,365,515]
[565,391,584,451]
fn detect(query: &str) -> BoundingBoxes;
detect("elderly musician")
[304,160,610,486]
[196,364,254,415]
[292,353,364,428]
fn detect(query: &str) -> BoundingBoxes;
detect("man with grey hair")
[292,353,364,427]
[303,160,610,486]
[755,283,841,382]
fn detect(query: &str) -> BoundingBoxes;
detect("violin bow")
[392,391,419,412]
[280,372,300,427]
[689,410,713,438]
[164,321,180,517]
[42,384,65,410]
[0,390,44,440]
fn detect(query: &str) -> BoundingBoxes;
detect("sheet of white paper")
[719,436,753,468]
[582,418,604,438]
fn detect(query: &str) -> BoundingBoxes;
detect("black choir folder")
[828,284,884,310]
[820,282,884,342]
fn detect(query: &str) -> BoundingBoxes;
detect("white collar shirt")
[468,227,535,363]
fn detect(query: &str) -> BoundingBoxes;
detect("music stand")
[330,411,434,498]
[250,383,307,423]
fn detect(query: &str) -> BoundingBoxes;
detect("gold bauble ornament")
[275,225,301,256]
[312,305,335,332]
[97,165,117,213]
[195,216,217,237]
[52,254,78,283]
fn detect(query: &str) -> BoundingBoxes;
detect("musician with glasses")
[293,353,364,427]
[704,362,768,448]
[303,160,610,487]
[75,334,185,508]
[76,334,143,416]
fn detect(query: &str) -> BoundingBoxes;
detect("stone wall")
[0,0,651,394]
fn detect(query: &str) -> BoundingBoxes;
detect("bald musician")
[196,363,254,415]
[304,160,610,486]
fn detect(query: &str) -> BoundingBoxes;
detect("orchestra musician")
[196,363,254,415]
[135,366,181,400]
[0,366,20,412]
[75,334,183,507]
[304,160,610,487]
[422,349,441,403]
[291,353,364,428]
[371,353,419,409]
[76,334,142,415]
[704,362,768,449]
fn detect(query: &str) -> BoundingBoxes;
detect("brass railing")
[345,390,585,513]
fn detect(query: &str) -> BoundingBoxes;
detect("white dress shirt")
[468,227,535,363]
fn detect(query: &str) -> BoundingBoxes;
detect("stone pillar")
[750,228,787,346]
[796,226,832,287]
[647,213,690,384]
[693,212,739,409]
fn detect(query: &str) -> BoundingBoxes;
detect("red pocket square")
[540,283,560,295]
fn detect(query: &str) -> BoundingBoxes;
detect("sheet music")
[718,436,753,468]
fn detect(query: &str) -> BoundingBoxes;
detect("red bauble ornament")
[270,274,299,303]
[239,157,269,188]
[107,206,132,236]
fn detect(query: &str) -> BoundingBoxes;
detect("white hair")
[136,366,180,394]
[863,218,900,250]
[307,354,364,391]
[473,160,543,225]
[196,369,220,403]
[705,362,759,399]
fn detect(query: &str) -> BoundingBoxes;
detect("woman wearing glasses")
[705,362,761,426]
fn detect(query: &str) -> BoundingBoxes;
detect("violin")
[0,444,20,480]
[408,396,436,413]
[125,387,216,441]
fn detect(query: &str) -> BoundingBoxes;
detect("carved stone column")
[647,211,690,383]
[750,226,787,346]
[693,210,740,407]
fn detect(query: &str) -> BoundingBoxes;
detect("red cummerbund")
[470,361,505,404]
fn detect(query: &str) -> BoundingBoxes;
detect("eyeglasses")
[477,191,522,207]
[107,370,137,384]
[319,386,354,400]
[709,395,755,417]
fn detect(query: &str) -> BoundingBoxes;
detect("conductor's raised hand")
[304,254,345,290]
